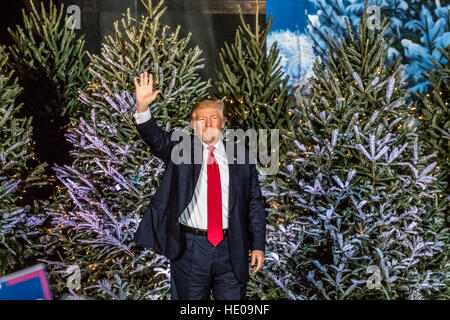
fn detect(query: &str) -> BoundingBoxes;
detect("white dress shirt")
[133,108,230,230]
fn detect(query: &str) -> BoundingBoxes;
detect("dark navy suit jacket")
[132,117,266,284]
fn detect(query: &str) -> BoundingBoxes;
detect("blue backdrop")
[266,0,317,86]
[267,0,315,32]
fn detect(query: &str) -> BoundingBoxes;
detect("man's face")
[190,105,226,145]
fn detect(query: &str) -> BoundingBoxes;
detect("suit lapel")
[224,138,238,214]
[192,134,203,189]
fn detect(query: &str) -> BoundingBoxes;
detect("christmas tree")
[212,1,296,159]
[415,45,450,292]
[7,0,91,117]
[0,45,49,276]
[254,3,449,299]
[40,0,210,299]
[6,0,91,198]
[417,45,449,195]
[307,0,450,92]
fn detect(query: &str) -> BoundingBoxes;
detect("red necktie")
[207,145,223,246]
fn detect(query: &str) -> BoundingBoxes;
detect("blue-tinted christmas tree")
[40,0,210,299]
[417,44,449,192]
[253,4,449,299]
[307,0,450,92]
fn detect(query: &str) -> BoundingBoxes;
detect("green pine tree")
[5,0,91,201]
[40,0,210,299]
[7,0,91,118]
[212,1,296,159]
[0,44,49,276]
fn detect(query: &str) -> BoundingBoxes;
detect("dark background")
[0,0,267,81]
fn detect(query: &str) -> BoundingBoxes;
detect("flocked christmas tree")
[39,0,210,299]
[414,44,450,286]
[416,44,449,196]
[307,0,450,92]
[252,3,449,299]
[0,45,49,276]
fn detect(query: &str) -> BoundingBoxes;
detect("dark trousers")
[170,228,247,300]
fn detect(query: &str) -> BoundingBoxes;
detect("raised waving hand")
[134,71,161,113]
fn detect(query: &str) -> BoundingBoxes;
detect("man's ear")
[191,118,198,131]
[191,119,199,134]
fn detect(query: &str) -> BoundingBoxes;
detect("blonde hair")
[191,99,225,120]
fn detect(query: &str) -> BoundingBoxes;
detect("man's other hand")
[250,250,265,274]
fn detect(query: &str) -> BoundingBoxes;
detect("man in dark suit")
[132,71,266,300]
